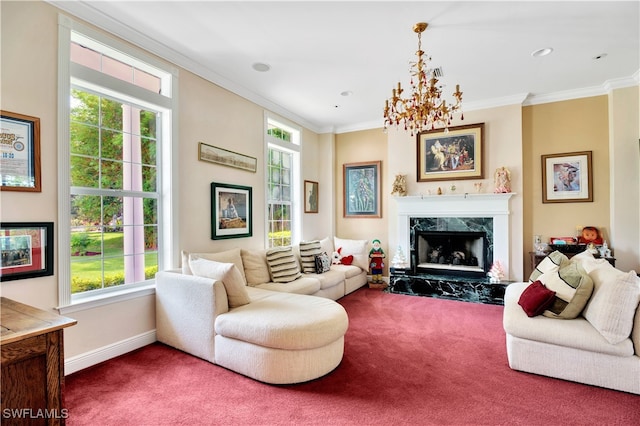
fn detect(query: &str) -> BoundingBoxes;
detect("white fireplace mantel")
[394,193,515,278]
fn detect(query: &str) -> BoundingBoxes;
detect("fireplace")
[395,193,514,279]
[415,230,488,276]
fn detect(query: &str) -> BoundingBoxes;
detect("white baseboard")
[65,330,157,375]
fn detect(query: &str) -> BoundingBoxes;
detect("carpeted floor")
[65,288,639,425]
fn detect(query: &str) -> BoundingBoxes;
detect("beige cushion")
[529,250,568,282]
[241,249,271,286]
[319,237,334,258]
[583,270,640,345]
[539,261,593,319]
[299,240,322,273]
[334,237,368,270]
[215,287,348,350]
[255,276,321,295]
[266,246,302,283]
[188,258,250,308]
[182,248,246,282]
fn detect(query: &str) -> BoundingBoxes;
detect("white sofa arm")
[155,270,229,363]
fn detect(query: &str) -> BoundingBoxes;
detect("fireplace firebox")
[415,231,487,276]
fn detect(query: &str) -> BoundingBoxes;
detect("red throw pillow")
[340,255,354,266]
[518,280,556,317]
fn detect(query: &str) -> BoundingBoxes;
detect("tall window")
[266,117,300,248]
[58,18,176,306]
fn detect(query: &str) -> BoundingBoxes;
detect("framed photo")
[0,222,53,281]
[0,110,41,192]
[211,182,252,239]
[343,161,381,218]
[542,151,593,203]
[417,123,484,182]
[199,142,257,173]
[304,180,319,213]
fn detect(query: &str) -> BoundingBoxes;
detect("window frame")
[265,114,301,249]
[57,15,179,312]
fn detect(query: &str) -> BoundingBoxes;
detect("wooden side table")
[529,252,616,271]
[1,297,77,425]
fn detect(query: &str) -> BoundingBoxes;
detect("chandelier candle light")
[383,22,463,135]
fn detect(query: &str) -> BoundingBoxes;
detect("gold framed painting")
[417,123,484,182]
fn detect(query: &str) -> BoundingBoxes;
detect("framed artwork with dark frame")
[0,110,41,192]
[417,123,484,182]
[0,222,53,281]
[211,182,252,239]
[304,180,319,213]
[343,161,381,218]
[542,150,593,203]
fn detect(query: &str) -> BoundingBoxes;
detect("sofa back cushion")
[539,261,593,319]
[188,258,251,308]
[299,240,322,273]
[582,267,640,345]
[182,248,246,282]
[334,237,368,271]
[266,246,302,283]
[241,249,271,286]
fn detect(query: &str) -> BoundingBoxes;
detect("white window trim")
[57,15,180,310]
[264,112,301,247]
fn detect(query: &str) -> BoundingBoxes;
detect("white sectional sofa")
[503,251,640,394]
[155,237,369,384]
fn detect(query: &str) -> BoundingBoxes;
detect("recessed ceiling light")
[340,91,353,97]
[252,62,271,72]
[531,47,553,57]
[593,53,608,60]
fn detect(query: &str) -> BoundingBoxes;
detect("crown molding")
[47,0,326,134]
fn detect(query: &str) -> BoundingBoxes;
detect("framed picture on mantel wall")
[417,123,484,182]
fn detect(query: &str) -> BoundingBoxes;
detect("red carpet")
[65,288,639,425]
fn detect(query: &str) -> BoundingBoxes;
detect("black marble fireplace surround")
[389,216,509,305]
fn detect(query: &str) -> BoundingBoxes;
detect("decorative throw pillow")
[583,270,640,345]
[538,262,594,319]
[333,237,368,270]
[518,280,556,317]
[529,250,568,283]
[314,252,331,274]
[182,248,246,282]
[299,240,322,273]
[188,258,251,308]
[240,249,271,286]
[265,246,302,283]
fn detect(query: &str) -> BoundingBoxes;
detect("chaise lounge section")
[155,237,368,384]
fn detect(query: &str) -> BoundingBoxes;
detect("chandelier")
[383,22,463,136]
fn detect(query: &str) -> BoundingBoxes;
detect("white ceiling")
[50,1,639,134]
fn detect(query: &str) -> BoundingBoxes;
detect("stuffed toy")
[578,226,603,245]
[333,247,353,265]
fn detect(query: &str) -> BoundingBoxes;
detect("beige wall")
[522,96,611,277]
[0,1,330,363]
[335,128,388,272]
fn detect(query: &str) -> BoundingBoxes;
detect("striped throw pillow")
[266,246,302,283]
[299,240,322,273]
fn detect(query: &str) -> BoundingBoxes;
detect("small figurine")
[488,261,505,283]
[368,239,385,284]
[494,166,512,193]
[578,226,603,245]
[391,174,407,197]
[391,245,408,268]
